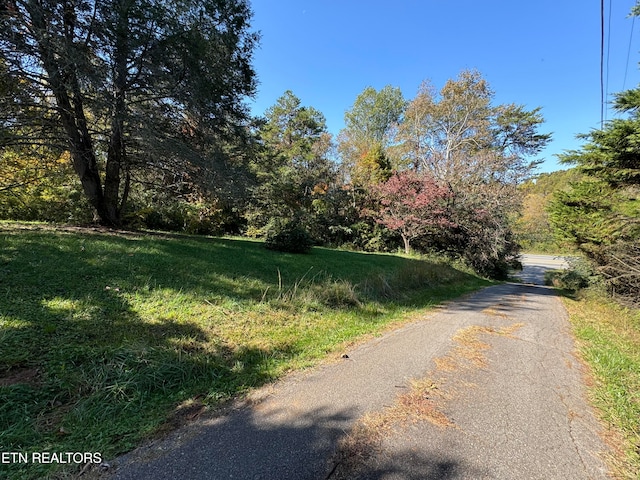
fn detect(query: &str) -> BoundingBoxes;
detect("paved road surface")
[516,254,572,285]
[108,255,610,479]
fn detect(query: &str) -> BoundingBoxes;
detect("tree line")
[549,86,640,305]
[1,0,553,279]
[541,0,640,305]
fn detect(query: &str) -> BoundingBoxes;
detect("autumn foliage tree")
[371,170,454,254]
[514,169,583,252]
[338,85,405,187]
[395,70,550,276]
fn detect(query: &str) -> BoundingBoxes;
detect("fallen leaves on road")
[328,321,525,479]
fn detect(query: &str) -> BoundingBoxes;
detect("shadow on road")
[514,264,551,285]
[113,402,481,480]
[441,253,570,314]
[447,282,557,316]
[113,404,349,479]
[330,450,485,480]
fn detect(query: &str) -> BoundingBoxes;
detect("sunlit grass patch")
[561,292,640,479]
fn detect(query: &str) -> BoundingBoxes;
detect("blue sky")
[247,1,640,173]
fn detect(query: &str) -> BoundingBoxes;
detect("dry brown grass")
[481,306,510,318]
[329,321,525,478]
[451,325,495,368]
[330,378,452,479]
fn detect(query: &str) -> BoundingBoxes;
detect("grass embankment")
[560,293,640,479]
[0,224,490,479]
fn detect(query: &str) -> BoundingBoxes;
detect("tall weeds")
[262,259,467,309]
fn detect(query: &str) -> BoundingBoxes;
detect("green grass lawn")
[0,223,490,479]
[560,292,640,479]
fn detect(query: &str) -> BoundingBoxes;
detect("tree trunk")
[28,1,118,226]
[103,0,132,226]
[402,234,411,255]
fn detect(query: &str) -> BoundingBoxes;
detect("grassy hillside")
[0,223,490,479]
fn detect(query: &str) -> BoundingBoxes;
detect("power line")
[605,0,612,121]
[601,0,605,125]
[623,9,636,91]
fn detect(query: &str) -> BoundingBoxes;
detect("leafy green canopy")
[332,71,551,276]
[338,85,405,186]
[0,0,258,226]
[514,169,584,252]
[343,85,406,147]
[248,91,335,239]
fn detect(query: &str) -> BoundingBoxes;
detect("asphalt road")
[108,255,610,480]
[516,254,572,285]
